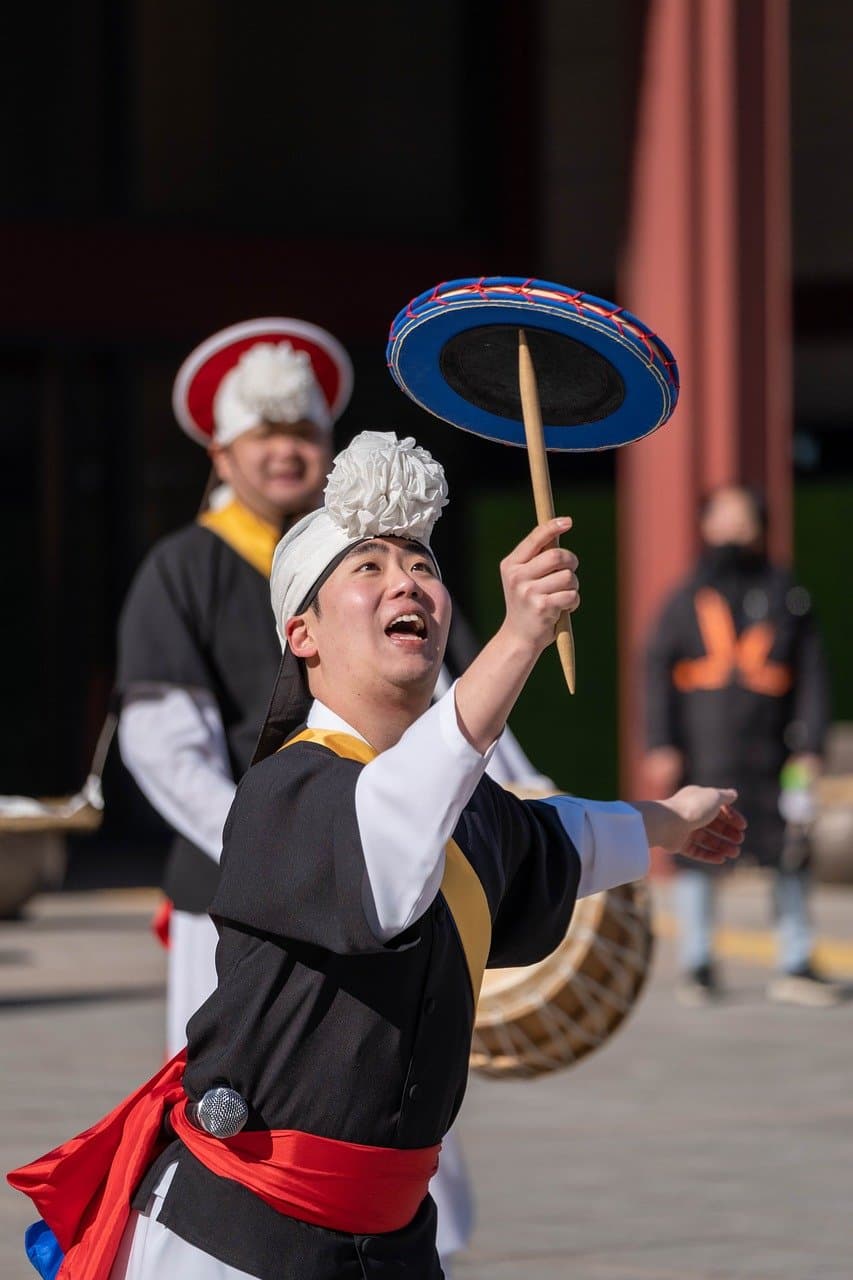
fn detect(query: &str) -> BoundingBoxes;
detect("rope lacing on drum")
[470,887,655,1078]
[387,278,679,389]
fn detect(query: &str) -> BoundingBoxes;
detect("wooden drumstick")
[518,328,576,694]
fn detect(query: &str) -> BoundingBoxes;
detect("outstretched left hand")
[635,787,746,863]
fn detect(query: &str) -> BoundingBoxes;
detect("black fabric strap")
[251,648,313,765]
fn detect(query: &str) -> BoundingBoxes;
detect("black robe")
[645,550,830,867]
[133,733,581,1279]
[116,521,283,911]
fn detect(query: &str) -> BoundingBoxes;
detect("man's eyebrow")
[342,538,431,561]
[342,539,390,561]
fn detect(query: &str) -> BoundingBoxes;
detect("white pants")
[166,910,220,1058]
[432,1126,473,1264]
[165,911,474,1268]
[109,1156,470,1280]
[109,1163,254,1279]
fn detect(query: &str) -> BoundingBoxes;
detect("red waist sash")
[168,1099,440,1231]
[7,1051,440,1280]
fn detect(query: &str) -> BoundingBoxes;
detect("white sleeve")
[118,685,236,863]
[354,684,495,941]
[539,797,650,897]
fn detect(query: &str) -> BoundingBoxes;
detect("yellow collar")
[198,499,280,578]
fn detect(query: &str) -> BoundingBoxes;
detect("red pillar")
[617,0,793,829]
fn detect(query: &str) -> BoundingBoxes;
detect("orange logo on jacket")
[673,588,792,696]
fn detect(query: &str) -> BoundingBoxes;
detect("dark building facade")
[0,2,850,853]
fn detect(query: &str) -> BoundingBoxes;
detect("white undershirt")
[120,681,649,942]
[119,685,236,862]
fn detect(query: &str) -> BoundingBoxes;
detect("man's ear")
[285,614,318,660]
[209,442,231,483]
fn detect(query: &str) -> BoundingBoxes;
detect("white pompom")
[233,342,317,424]
[324,431,448,541]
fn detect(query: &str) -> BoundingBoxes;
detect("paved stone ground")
[1,878,851,1280]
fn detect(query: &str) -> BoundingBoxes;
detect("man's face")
[701,487,763,549]
[288,537,451,705]
[211,420,331,524]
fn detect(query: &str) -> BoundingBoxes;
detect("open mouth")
[384,613,428,642]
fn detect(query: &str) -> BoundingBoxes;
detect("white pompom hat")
[254,431,449,762]
[270,431,448,641]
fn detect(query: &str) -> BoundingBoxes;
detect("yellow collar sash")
[198,499,280,578]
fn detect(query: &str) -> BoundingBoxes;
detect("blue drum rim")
[386,277,679,452]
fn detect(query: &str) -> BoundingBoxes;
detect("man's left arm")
[488,784,745,968]
[486,791,649,968]
[521,784,744,903]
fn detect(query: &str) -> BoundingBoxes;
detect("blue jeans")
[675,868,813,974]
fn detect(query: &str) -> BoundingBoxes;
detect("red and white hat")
[172,318,354,447]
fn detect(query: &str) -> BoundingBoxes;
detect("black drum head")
[439,325,625,426]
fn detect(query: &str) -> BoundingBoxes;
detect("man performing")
[116,322,555,1273]
[119,320,554,1054]
[11,432,745,1280]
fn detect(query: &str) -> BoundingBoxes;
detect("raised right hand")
[453,518,579,754]
[498,517,579,658]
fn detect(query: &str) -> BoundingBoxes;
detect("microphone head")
[195,1087,249,1138]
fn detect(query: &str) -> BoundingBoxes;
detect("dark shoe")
[767,964,844,1008]
[677,963,721,1007]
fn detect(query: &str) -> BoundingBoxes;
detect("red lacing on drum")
[389,279,679,391]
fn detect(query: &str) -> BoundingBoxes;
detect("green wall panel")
[794,480,853,722]
[468,487,619,798]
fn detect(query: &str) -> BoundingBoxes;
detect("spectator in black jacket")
[644,484,841,1006]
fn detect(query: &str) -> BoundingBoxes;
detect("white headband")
[213,341,332,445]
[269,430,448,644]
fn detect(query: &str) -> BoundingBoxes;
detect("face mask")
[702,542,766,574]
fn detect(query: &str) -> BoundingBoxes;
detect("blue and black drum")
[387,275,679,451]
